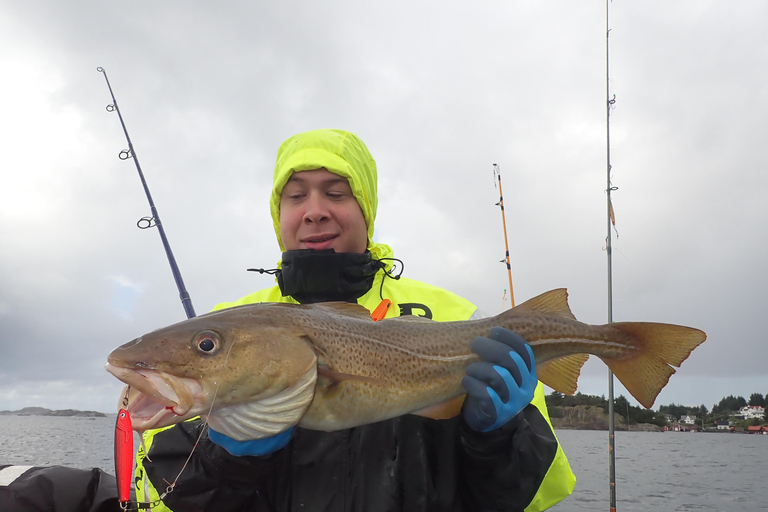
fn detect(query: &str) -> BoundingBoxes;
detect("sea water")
[551,429,768,511]
[1,415,766,510]
[0,414,117,471]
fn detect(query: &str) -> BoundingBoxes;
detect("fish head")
[105,304,318,433]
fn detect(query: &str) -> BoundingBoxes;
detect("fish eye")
[194,330,221,355]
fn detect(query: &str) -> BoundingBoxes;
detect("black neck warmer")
[274,249,383,304]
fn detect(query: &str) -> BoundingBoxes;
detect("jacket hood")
[270,129,393,261]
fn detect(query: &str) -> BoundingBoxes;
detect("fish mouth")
[106,363,206,431]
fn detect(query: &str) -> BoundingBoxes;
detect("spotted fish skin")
[106,288,706,436]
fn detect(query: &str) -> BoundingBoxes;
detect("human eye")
[326,182,353,200]
[282,183,306,201]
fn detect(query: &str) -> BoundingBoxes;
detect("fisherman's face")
[279,168,368,253]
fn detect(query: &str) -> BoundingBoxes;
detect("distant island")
[0,407,106,418]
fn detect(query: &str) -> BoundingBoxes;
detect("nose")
[302,192,329,224]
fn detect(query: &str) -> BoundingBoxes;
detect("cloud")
[108,275,145,319]
[1,1,766,414]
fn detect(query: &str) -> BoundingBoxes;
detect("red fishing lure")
[115,408,134,505]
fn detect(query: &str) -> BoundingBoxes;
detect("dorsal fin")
[512,288,576,321]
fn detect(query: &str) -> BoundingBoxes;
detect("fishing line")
[164,333,238,500]
[163,333,239,494]
[142,359,228,508]
[98,66,205,509]
[94,71,397,502]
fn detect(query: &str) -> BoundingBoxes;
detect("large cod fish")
[106,289,705,441]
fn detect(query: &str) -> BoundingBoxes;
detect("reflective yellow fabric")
[212,272,475,322]
[525,382,577,512]
[134,424,176,512]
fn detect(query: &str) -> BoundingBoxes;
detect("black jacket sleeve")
[457,404,560,512]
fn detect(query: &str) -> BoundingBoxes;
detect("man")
[134,129,575,511]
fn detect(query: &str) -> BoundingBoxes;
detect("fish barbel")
[105,289,705,440]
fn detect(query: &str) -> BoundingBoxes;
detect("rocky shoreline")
[0,407,106,418]
[549,405,661,432]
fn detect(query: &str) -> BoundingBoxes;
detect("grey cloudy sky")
[1,1,766,415]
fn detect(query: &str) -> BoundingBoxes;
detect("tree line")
[545,391,767,428]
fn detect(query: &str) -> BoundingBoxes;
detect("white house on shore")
[737,406,765,419]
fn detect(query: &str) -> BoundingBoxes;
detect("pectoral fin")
[411,395,466,420]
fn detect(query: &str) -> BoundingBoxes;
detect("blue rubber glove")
[461,327,537,432]
[208,427,294,457]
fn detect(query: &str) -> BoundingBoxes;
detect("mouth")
[301,234,339,249]
[106,363,205,431]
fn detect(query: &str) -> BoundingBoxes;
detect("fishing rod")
[97,67,196,320]
[604,3,618,511]
[493,164,516,308]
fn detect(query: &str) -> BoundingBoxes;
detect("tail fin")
[606,322,706,408]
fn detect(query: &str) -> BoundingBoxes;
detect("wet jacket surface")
[135,273,575,512]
